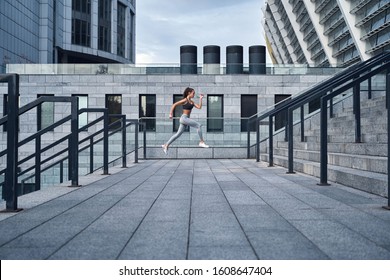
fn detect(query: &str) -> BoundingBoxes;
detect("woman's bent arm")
[169,98,187,118]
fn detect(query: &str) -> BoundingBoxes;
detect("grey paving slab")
[246,229,330,260]
[0,159,390,260]
[290,219,390,259]
[118,221,189,260]
[224,190,266,206]
[188,245,257,260]
[232,205,303,231]
[319,208,390,246]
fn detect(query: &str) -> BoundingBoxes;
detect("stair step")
[261,154,388,197]
[267,147,387,174]
[260,81,388,197]
[275,141,387,156]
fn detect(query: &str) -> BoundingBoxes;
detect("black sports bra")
[182,101,194,110]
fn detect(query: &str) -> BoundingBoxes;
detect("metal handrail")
[15,109,110,183]
[247,51,390,159]
[0,83,142,211]
[248,51,390,123]
[247,51,390,208]
[19,117,141,187]
[0,91,79,211]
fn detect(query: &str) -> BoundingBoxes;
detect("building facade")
[264,0,390,66]
[0,0,136,73]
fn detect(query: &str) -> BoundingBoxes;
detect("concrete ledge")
[146,146,248,159]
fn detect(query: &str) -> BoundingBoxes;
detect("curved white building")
[264,0,390,66]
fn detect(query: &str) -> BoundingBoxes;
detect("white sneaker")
[199,142,209,148]
[162,145,168,154]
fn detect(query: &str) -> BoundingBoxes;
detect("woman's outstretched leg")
[181,117,209,148]
[162,123,186,154]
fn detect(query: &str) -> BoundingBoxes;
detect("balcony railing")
[6,63,344,75]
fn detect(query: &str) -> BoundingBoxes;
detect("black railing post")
[142,121,147,159]
[90,138,94,174]
[247,118,251,159]
[354,82,362,143]
[268,115,273,167]
[300,105,305,142]
[384,69,390,210]
[134,120,139,163]
[319,96,330,186]
[103,110,109,175]
[35,103,42,191]
[284,109,288,141]
[68,138,72,181]
[70,96,79,187]
[368,77,372,99]
[256,118,260,162]
[60,161,64,184]
[4,74,21,211]
[122,115,127,168]
[329,89,334,118]
[287,107,295,173]
[35,132,41,191]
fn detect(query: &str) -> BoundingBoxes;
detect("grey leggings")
[166,114,203,146]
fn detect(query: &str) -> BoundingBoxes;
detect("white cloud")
[136,0,266,64]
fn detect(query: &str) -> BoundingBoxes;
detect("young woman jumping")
[162,87,209,154]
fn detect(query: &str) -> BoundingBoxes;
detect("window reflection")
[207,95,224,132]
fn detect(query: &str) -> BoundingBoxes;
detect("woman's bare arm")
[169,98,187,118]
[194,94,204,109]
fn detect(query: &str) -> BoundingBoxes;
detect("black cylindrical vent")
[226,45,243,74]
[203,45,220,74]
[249,45,266,74]
[203,45,220,64]
[180,45,197,74]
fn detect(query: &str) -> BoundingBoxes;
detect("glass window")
[37,94,54,131]
[139,95,156,131]
[71,0,91,47]
[105,94,122,130]
[207,95,224,132]
[117,2,126,57]
[72,94,88,129]
[98,0,111,52]
[129,11,135,61]
[241,95,257,132]
[173,95,189,132]
[376,27,390,45]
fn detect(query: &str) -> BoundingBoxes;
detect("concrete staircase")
[260,86,388,197]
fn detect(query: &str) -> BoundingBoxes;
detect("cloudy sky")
[136,0,266,65]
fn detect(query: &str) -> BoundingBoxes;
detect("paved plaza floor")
[0,159,390,260]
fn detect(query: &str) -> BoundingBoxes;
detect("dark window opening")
[241,95,257,132]
[139,95,156,131]
[105,94,122,130]
[274,94,291,131]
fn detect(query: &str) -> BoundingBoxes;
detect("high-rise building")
[0,0,136,73]
[264,0,390,66]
